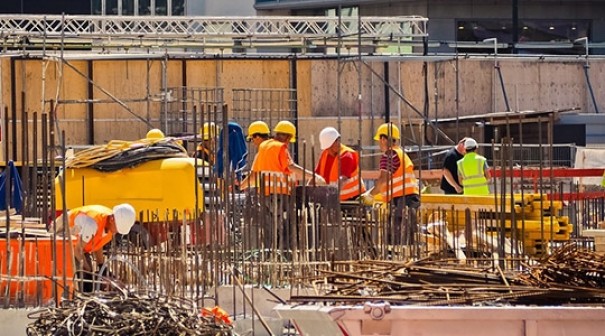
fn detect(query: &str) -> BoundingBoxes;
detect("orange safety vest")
[317,145,366,200]
[254,139,292,195]
[68,205,115,253]
[381,147,419,201]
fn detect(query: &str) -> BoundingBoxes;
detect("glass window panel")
[122,0,135,15]
[91,0,102,15]
[155,0,167,15]
[172,0,185,16]
[106,0,118,15]
[139,0,151,15]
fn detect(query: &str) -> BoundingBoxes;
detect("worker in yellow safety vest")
[54,204,136,291]
[315,127,366,201]
[457,138,491,195]
[360,122,420,245]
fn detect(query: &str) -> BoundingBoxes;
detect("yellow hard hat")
[200,122,217,141]
[273,120,296,143]
[146,128,165,139]
[247,121,270,140]
[373,122,400,141]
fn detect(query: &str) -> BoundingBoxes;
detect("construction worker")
[146,128,165,140]
[241,120,325,251]
[457,138,491,195]
[246,120,271,147]
[194,122,218,165]
[315,127,365,201]
[440,138,467,194]
[240,121,271,190]
[55,204,137,291]
[361,122,420,246]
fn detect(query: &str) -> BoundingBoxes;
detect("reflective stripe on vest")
[68,205,115,253]
[457,152,489,195]
[254,139,292,195]
[381,147,419,201]
[317,145,366,200]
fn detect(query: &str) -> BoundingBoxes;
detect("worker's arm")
[366,169,390,197]
[443,168,463,193]
[239,171,256,190]
[93,248,106,269]
[484,162,491,181]
[288,163,326,185]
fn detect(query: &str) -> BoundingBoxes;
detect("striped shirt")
[379,149,401,173]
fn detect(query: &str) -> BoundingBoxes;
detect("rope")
[65,137,189,170]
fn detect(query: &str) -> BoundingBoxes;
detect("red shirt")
[315,150,356,183]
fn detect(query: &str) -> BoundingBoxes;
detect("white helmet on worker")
[112,203,136,235]
[319,127,340,150]
[74,214,98,243]
[464,138,478,150]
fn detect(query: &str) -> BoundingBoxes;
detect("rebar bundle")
[289,245,605,306]
[521,243,605,289]
[26,291,233,336]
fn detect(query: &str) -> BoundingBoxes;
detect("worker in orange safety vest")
[315,127,366,201]
[360,122,420,246]
[54,204,136,291]
[241,120,325,251]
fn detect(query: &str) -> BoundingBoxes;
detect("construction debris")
[26,291,233,336]
[289,244,605,307]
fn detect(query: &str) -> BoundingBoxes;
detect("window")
[456,19,591,55]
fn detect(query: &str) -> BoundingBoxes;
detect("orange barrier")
[0,237,77,306]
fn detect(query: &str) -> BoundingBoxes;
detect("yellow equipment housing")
[55,157,206,219]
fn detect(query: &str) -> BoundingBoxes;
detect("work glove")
[360,192,374,206]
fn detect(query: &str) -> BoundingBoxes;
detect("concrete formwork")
[0,55,603,164]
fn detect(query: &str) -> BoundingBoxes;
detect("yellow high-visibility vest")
[457,152,489,195]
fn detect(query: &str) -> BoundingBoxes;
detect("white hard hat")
[112,203,136,235]
[319,127,341,150]
[74,214,98,243]
[464,138,478,150]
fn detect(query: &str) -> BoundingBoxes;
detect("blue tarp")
[216,121,248,181]
[0,161,24,213]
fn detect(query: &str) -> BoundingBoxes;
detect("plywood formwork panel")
[310,60,385,118]
[456,59,493,116]
[589,59,605,113]
[5,59,88,162]
[91,59,177,143]
[537,62,584,112]
[424,59,459,123]
[497,60,585,113]
[296,60,312,118]
[186,60,218,88]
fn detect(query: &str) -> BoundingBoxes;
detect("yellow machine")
[54,135,219,246]
[55,157,206,216]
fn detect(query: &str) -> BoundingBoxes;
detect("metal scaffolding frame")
[0,14,428,52]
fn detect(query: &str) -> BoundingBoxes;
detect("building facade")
[0,0,255,16]
[255,0,605,55]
